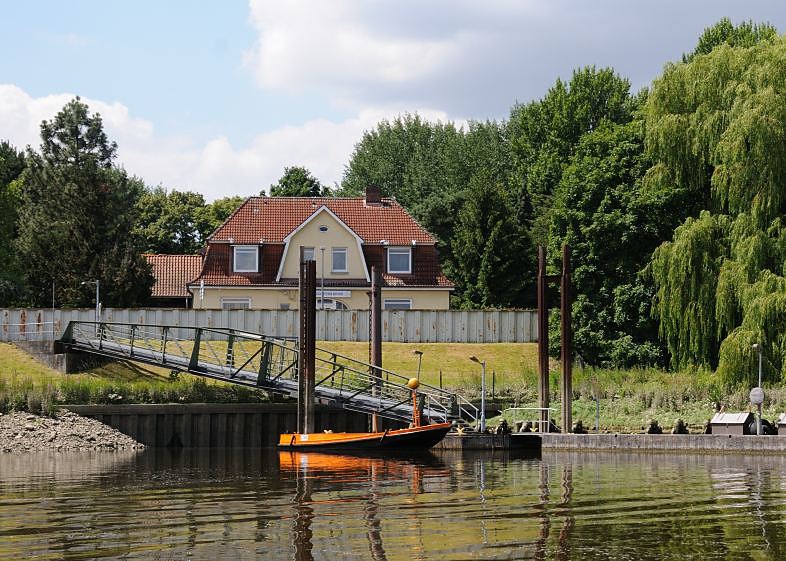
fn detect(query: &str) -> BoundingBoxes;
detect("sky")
[2,1,786,201]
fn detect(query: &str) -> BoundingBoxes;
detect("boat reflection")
[281,451,449,560]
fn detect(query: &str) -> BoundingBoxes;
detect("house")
[144,254,202,307]
[187,187,453,310]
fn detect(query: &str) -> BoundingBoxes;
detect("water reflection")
[1,449,786,560]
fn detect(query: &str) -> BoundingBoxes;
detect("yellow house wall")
[192,287,451,310]
[279,209,367,280]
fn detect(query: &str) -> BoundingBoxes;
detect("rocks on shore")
[0,410,144,453]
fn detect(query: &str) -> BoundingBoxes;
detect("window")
[302,247,315,262]
[387,247,412,274]
[332,247,347,272]
[279,303,290,310]
[317,298,348,310]
[233,246,258,272]
[384,299,412,310]
[222,297,250,310]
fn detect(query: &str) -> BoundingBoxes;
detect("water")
[1,449,785,560]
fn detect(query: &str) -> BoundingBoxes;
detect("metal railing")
[59,320,478,427]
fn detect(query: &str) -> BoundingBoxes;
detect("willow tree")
[646,26,786,383]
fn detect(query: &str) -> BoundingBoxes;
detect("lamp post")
[413,350,423,380]
[751,343,764,436]
[469,355,486,432]
[81,280,100,323]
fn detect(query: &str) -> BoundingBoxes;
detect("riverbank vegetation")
[0,343,267,415]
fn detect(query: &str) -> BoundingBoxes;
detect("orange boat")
[278,421,452,451]
[279,380,452,451]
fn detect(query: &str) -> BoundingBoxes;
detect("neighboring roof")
[145,254,202,298]
[210,197,436,246]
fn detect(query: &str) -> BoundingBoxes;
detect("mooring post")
[560,244,573,433]
[537,245,550,431]
[370,266,383,432]
[298,254,317,434]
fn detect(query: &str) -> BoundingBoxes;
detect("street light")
[469,355,486,432]
[81,280,100,323]
[752,343,764,435]
[413,349,423,380]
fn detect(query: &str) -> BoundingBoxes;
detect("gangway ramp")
[56,321,478,426]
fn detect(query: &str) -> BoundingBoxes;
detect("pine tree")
[15,98,153,307]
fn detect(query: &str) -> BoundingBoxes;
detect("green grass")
[2,341,784,432]
[0,343,268,415]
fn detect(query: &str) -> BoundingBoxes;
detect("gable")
[276,206,369,281]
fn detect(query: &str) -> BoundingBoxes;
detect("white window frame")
[387,247,412,274]
[221,297,251,310]
[384,298,412,310]
[302,247,315,262]
[332,247,348,273]
[233,245,259,273]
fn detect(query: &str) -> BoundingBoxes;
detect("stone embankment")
[0,410,144,452]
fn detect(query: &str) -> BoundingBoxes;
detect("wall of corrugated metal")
[0,308,537,343]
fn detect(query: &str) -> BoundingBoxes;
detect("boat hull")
[278,422,452,451]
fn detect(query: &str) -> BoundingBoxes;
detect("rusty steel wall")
[0,308,537,343]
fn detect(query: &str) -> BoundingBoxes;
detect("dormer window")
[387,247,411,274]
[233,245,259,272]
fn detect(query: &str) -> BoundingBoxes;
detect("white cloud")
[244,0,786,119]
[0,84,450,201]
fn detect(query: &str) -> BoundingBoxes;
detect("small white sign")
[750,387,765,405]
[317,290,351,298]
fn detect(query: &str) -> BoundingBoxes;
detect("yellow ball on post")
[406,378,420,390]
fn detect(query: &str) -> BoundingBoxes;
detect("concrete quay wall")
[541,433,786,454]
[61,403,397,448]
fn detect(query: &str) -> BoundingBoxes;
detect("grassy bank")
[0,343,268,415]
[2,341,783,432]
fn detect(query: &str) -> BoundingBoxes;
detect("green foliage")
[548,120,671,366]
[0,141,26,304]
[269,166,328,197]
[450,170,530,308]
[647,35,786,380]
[683,18,777,62]
[0,374,267,414]
[508,66,634,245]
[134,187,211,254]
[15,98,153,307]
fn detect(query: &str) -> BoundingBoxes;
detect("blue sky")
[2,1,786,200]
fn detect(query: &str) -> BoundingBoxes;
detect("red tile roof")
[191,196,454,290]
[210,197,436,245]
[144,254,202,298]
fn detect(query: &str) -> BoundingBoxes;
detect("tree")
[683,18,777,62]
[268,166,328,197]
[548,119,678,366]
[508,66,635,245]
[0,141,26,304]
[646,30,786,382]
[15,98,153,307]
[134,187,210,254]
[450,170,530,308]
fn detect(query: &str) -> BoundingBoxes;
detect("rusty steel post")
[537,245,550,432]
[370,267,383,432]
[298,253,316,434]
[560,244,573,433]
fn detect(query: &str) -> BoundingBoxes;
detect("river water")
[1,449,785,560]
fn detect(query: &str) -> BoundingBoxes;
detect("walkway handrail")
[57,320,478,427]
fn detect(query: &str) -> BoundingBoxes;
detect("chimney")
[365,185,382,206]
